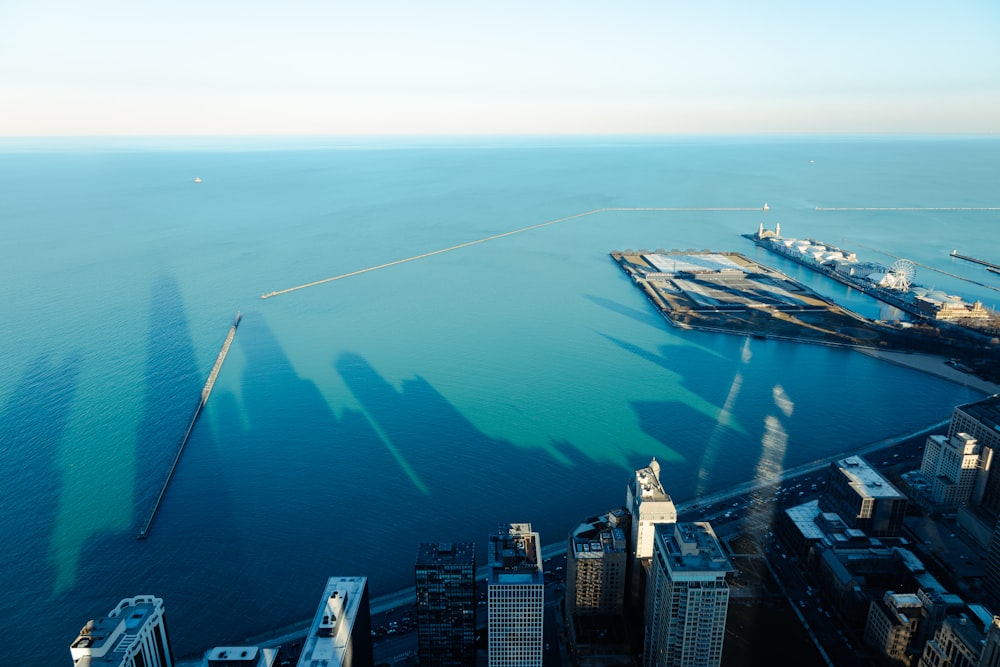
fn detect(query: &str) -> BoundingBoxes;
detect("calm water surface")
[0,136,997,663]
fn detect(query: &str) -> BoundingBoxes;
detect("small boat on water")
[194,177,202,183]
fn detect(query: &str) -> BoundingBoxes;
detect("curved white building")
[70,595,173,667]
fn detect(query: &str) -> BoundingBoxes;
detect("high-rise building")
[70,595,173,667]
[980,615,1000,667]
[415,542,476,667]
[918,607,995,667]
[627,459,678,560]
[948,396,1000,513]
[566,509,629,617]
[919,433,982,510]
[984,520,1000,608]
[626,458,677,604]
[487,523,544,667]
[297,577,373,667]
[644,522,732,667]
[200,647,278,667]
[566,509,633,666]
[819,456,907,537]
[864,591,925,666]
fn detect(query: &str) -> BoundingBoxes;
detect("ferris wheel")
[882,259,916,292]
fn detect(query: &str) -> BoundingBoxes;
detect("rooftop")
[569,511,628,559]
[488,523,542,585]
[644,252,747,275]
[298,577,367,667]
[203,646,278,667]
[955,394,1000,431]
[70,596,165,665]
[887,592,923,608]
[631,458,673,503]
[655,522,732,574]
[835,457,906,500]
[415,542,475,567]
[785,500,825,540]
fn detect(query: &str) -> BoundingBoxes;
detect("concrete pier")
[951,250,1000,272]
[137,311,242,539]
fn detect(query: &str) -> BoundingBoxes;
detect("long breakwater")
[815,206,1000,211]
[137,311,242,539]
[259,207,761,300]
[951,250,1000,273]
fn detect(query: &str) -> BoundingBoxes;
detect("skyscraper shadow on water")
[133,275,203,520]
[333,352,629,543]
[585,293,668,331]
[35,295,663,663]
[61,275,249,664]
[0,350,82,661]
[598,330,753,500]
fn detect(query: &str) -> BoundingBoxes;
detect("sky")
[1,0,998,135]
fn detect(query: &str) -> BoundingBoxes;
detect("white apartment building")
[488,523,544,667]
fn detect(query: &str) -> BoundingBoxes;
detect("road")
[180,423,934,665]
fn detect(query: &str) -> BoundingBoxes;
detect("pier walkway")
[137,312,242,539]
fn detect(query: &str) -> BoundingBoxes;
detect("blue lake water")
[0,135,997,664]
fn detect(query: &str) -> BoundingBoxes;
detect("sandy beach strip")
[855,348,1000,396]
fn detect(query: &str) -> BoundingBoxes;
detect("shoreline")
[174,335,999,665]
[854,348,1000,396]
[175,418,950,664]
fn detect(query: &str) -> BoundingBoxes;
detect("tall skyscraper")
[644,523,732,667]
[626,458,677,604]
[415,542,477,667]
[488,523,544,667]
[566,509,629,617]
[627,459,678,560]
[948,396,1000,513]
[819,456,907,537]
[70,595,173,667]
[297,577,373,667]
